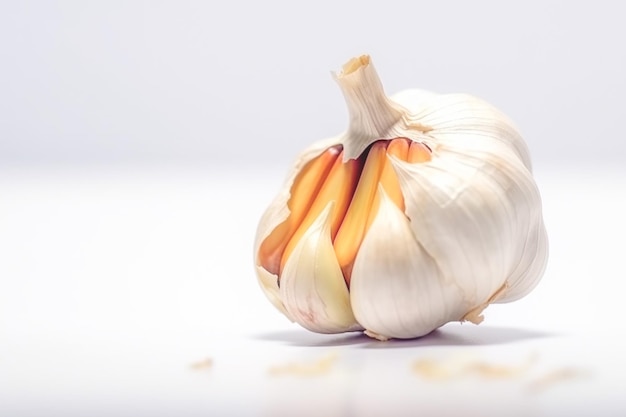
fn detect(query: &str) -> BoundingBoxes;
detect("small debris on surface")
[527,368,591,393]
[412,352,590,392]
[189,357,214,371]
[413,353,536,381]
[268,353,338,377]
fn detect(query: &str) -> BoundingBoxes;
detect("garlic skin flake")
[254,55,548,340]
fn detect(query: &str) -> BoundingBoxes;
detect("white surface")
[1,165,625,416]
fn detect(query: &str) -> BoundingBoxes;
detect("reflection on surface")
[255,327,568,416]
[253,324,553,348]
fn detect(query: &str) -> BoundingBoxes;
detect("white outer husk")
[253,56,548,340]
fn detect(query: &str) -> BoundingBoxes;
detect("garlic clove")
[333,141,388,282]
[279,202,361,333]
[389,136,545,317]
[350,187,465,339]
[279,148,361,274]
[392,154,506,306]
[253,137,343,263]
[258,146,341,276]
[494,189,549,303]
[253,137,342,315]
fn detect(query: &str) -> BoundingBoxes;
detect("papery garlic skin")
[253,55,548,340]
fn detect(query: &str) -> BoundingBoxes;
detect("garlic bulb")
[253,55,548,340]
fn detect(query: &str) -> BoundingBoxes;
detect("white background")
[1,1,625,168]
[1,1,626,416]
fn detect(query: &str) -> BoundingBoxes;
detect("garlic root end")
[364,329,391,341]
[461,282,509,324]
